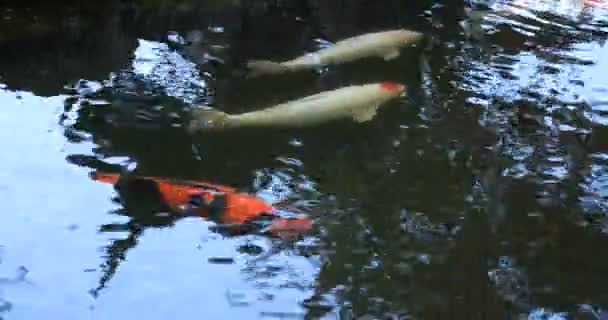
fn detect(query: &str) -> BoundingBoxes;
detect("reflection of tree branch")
[89,176,180,297]
[90,222,143,298]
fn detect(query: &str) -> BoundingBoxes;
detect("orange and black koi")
[91,172,312,238]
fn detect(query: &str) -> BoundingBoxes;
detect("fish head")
[378,81,406,100]
[396,29,424,45]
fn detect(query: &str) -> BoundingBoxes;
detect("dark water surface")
[1,0,608,319]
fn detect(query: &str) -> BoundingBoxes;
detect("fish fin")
[246,60,290,77]
[382,49,401,61]
[351,105,379,123]
[91,172,121,185]
[187,108,230,133]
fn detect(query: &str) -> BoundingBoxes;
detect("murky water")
[2,0,608,319]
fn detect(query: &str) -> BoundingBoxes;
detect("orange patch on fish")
[89,171,314,238]
[380,81,404,92]
[269,217,312,232]
[202,192,214,203]
[222,192,275,224]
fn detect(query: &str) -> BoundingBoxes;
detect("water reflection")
[2,0,608,318]
[461,0,608,214]
[456,0,608,318]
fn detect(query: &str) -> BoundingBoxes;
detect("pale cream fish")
[246,29,424,77]
[187,82,406,132]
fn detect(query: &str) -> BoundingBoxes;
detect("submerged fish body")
[247,29,424,76]
[92,172,270,223]
[187,81,406,132]
[91,172,313,238]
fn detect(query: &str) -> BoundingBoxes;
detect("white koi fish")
[246,29,424,77]
[187,82,406,132]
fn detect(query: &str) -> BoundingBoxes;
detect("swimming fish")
[187,81,406,132]
[91,172,312,238]
[246,29,424,77]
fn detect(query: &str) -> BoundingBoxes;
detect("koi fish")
[246,29,424,77]
[187,81,406,132]
[91,172,312,238]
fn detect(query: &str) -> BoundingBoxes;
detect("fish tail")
[246,60,290,77]
[187,108,231,133]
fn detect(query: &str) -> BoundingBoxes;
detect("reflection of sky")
[253,161,320,207]
[486,38,608,125]
[492,0,608,20]
[576,42,608,124]
[528,308,568,320]
[463,12,608,131]
[127,39,207,104]
[463,0,608,232]
[463,42,604,107]
[0,39,320,317]
[0,88,116,318]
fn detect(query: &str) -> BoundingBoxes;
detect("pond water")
[1,0,608,319]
